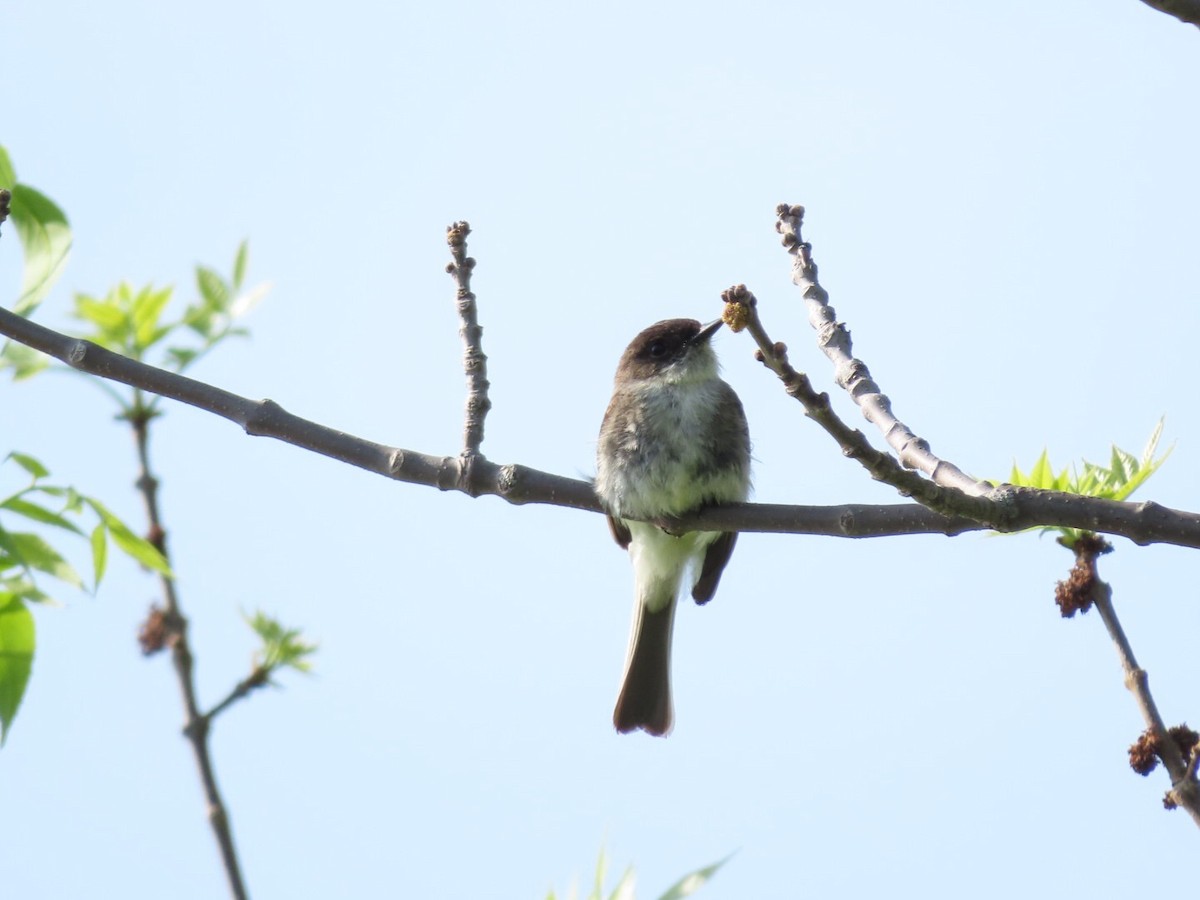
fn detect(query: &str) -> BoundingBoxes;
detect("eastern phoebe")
[596,318,751,736]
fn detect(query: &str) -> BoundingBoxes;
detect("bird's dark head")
[613,318,724,387]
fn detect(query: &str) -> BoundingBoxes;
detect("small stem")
[446,221,491,465]
[721,284,1004,529]
[204,666,272,724]
[1071,539,1200,827]
[130,407,250,900]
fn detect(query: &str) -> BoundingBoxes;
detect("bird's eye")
[648,340,668,358]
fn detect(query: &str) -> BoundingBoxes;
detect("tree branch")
[721,283,999,521]
[1058,536,1200,827]
[130,408,250,899]
[773,204,987,495]
[3,305,1200,546]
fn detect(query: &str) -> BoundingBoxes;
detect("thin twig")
[774,204,987,496]
[1062,537,1200,826]
[445,221,492,468]
[130,406,250,899]
[721,284,999,523]
[203,666,272,724]
[3,305,1200,546]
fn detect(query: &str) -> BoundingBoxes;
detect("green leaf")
[196,265,229,310]
[165,347,199,370]
[0,496,84,535]
[232,240,249,291]
[1142,417,1165,465]
[0,341,51,380]
[132,285,174,350]
[245,609,317,673]
[608,865,635,900]
[9,183,72,315]
[655,853,733,900]
[590,847,608,900]
[1109,445,1130,485]
[107,524,169,575]
[0,145,15,191]
[0,525,19,566]
[5,452,49,480]
[1003,420,1173,541]
[90,524,108,588]
[0,578,52,606]
[74,292,130,336]
[4,532,83,587]
[0,594,36,745]
[83,498,171,576]
[1027,449,1052,489]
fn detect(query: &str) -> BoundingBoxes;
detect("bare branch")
[0,305,591,505]
[3,307,1200,546]
[719,285,1200,546]
[774,204,987,495]
[130,410,249,899]
[1060,536,1200,826]
[445,221,491,461]
[1137,0,1200,28]
[721,284,998,522]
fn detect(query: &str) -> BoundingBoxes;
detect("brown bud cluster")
[1053,533,1111,617]
[1127,724,1200,779]
[1129,730,1160,776]
[1053,563,1094,618]
[137,605,170,656]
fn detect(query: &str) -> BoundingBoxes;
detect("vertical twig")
[130,397,250,899]
[445,222,491,463]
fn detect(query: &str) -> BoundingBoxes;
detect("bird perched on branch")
[596,317,751,736]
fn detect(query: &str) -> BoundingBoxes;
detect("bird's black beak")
[694,318,724,344]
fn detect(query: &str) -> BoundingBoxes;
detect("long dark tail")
[612,599,676,736]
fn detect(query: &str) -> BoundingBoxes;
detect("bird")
[595,317,751,736]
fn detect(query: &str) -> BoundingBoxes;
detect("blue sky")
[3,1,1199,897]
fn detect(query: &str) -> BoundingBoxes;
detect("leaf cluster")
[1,143,286,746]
[0,451,170,742]
[0,147,71,316]
[244,609,317,677]
[2,241,265,398]
[2,142,267,393]
[1007,419,1171,545]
